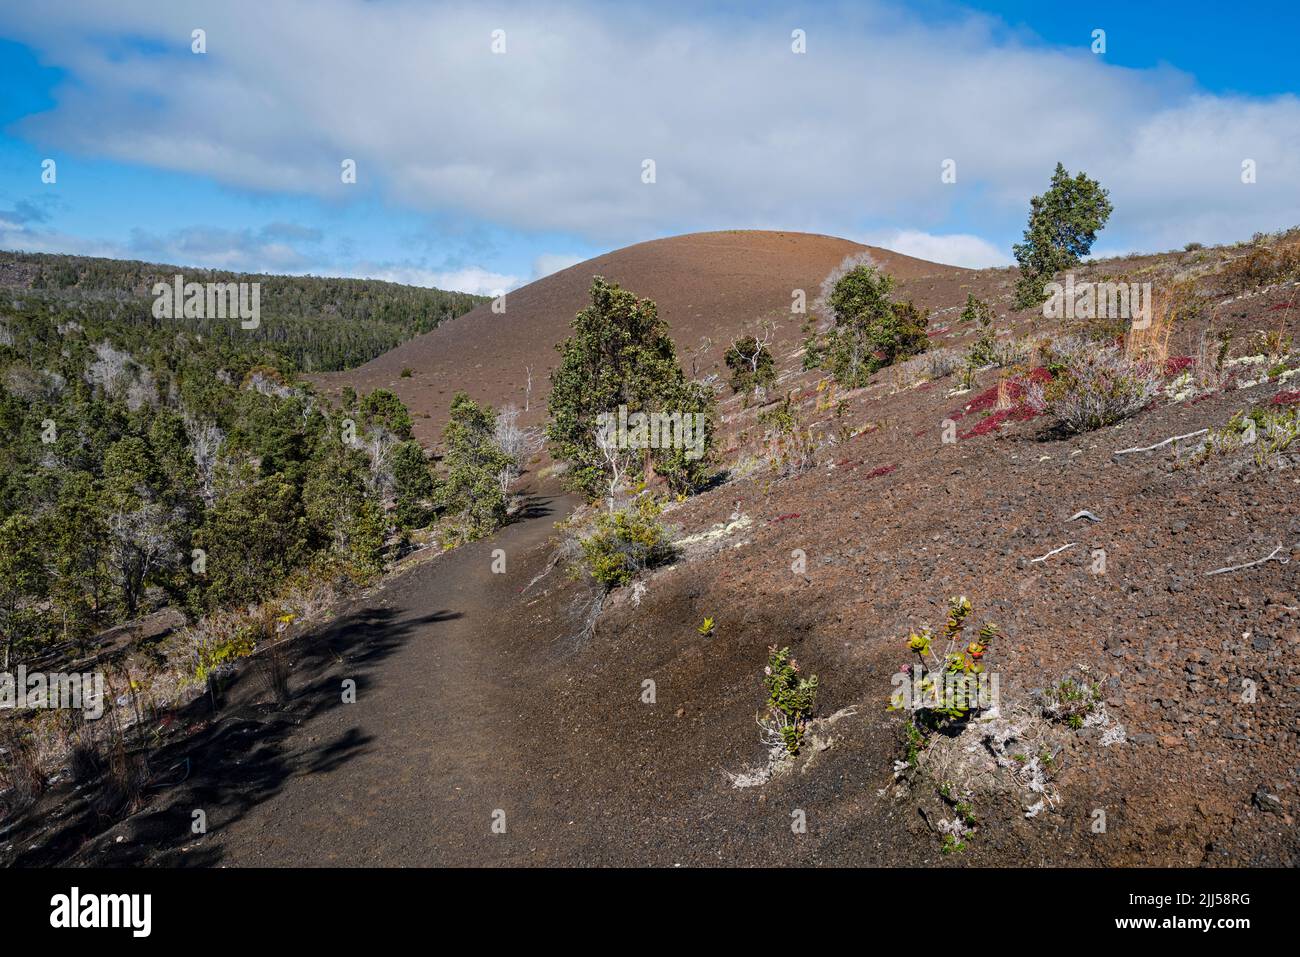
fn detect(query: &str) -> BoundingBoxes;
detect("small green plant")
[1195,403,1300,467]
[903,722,926,769]
[578,496,671,589]
[892,596,999,729]
[761,645,818,755]
[194,627,256,684]
[697,617,716,636]
[954,801,977,827]
[400,367,414,378]
[1039,677,1102,728]
[934,790,978,852]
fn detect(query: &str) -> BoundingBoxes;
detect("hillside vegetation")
[0,251,485,373]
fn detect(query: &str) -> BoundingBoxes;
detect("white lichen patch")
[673,514,752,553]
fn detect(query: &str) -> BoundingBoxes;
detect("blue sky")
[1,0,1298,293]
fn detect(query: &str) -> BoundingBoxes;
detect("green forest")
[1,250,486,372]
[0,250,493,671]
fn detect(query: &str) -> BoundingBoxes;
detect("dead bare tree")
[595,425,637,512]
[730,320,775,405]
[493,404,543,498]
[690,336,713,380]
[106,504,183,618]
[364,426,398,499]
[183,414,225,508]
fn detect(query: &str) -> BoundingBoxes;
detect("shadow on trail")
[4,603,459,868]
[510,489,561,523]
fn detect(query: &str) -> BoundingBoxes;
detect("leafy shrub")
[809,263,929,387]
[892,596,999,729]
[389,439,437,530]
[578,496,671,589]
[959,293,996,326]
[359,388,413,439]
[761,646,818,754]
[1026,346,1162,433]
[441,391,511,538]
[194,623,257,684]
[547,277,714,499]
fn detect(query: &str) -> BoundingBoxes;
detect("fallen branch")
[1113,429,1208,456]
[1204,544,1290,576]
[1030,542,1077,563]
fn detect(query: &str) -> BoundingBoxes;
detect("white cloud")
[0,221,124,259]
[3,1,1299,255]
[355,263,520,296]
[861,230,1013,269]
[531,253,585,279]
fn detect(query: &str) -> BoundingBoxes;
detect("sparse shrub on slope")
[577,496,671,589]
[962,300,999,387]
[891,596,999,731]
[925,347,964,380]
[1025,345,1161,433]
[1217,241,1300,295]
[806,262,929,388]
[1193,402,1300,468]
[761,646,818,755]
[959,293,996,326]
[758,392,816,474]
[1038,677,1102,730]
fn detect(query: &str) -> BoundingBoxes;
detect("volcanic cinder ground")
[11,229,1298,868]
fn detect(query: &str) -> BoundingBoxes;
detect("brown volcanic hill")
[313,230,964,445]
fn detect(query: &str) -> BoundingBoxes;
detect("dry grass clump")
[1217,240,1300,295]
[1124,293,1175,367]
[925,348,964,380]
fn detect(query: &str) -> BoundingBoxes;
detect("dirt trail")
[206,489,581,867]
